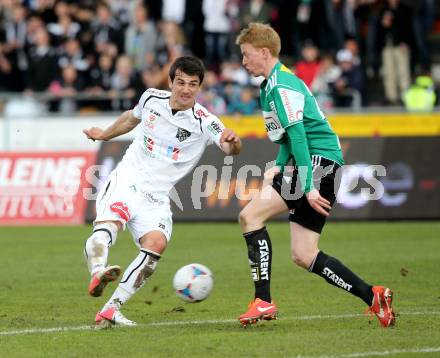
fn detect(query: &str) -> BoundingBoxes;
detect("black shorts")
[272,156,341,234]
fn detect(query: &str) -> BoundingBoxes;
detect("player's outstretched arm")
[83,110,140,141]
[220,128,242,155]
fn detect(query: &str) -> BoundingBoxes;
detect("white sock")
[102,286,132,311]
[102,249,160,311]
[84,222,118,275]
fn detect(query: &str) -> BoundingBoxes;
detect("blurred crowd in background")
[0,0,439,115]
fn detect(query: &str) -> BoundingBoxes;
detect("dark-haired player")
[83,56,241,327]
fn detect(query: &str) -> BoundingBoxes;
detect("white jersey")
[116,88,225,198]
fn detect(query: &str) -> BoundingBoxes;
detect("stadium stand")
[0,0,439,116]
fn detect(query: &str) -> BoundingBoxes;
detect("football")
[173,263,214,303]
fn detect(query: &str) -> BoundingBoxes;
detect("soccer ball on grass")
[173,263,213,303]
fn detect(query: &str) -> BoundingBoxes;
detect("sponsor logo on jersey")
[269,101,277,114]
[146,114,156,128]
[166,146,180,160]
[207,121,222,135]
[278,88,304,123]
[110,201,130,222]
[145,109,160,129]
[264,118,281,132]
[143,192,163,204]
[147,88,169,97]
[279,89,295,123]
[322,267,352,291]
[144,136,155,152]
[176,127,191,142]
[195,108,208,118]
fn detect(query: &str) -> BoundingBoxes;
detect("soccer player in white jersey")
[83,56,242,327]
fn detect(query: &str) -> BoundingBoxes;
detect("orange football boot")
[238,298,278,326]
[88,265,121,297]
[366,286,396,327]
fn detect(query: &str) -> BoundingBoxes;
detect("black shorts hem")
[289,212,326,234]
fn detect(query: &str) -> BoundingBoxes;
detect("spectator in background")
[379,0,412,105]
[91,2,124,59]
[198,88,228,115]
[182,0,206,60]
[332,48,364,108]
[25,27,57,92]
[89,53,113,93]
[23,14,45,59]
[68,2,95,55]
[410,0,434,71]
[155,20,187,66]
[47,14,81,47]
[239,0,274,28]
[49,64,85,113]
[323,0,357,51]
[156,40,186,89]
[197,69,228,114]
[87,53,114,110]
[52,0,71,19]
[356,0,384,79]
[58,38,90,75]
[220,57,249,86]
[202,0,231,68]
[124,3,157,72]
[403,72,436,112]
[227,86,258,115]
[0,48,13,91]
[344,37,361,66]
[110,0,133,30]
[109,55,138,111]
[161,0,185,24]
[30,0,57,24]
[202,70,225,96]
[311,53,341,110]
[136,63,166,99]
[294,41,320,88]
[2,3,27,91]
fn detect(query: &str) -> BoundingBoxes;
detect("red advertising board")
[0,151,96,225]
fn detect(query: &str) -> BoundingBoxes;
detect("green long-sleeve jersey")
[260,62,344,193]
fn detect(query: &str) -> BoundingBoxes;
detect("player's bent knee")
[239,206,266,230]
[95,220,122,233]
[291,251,313,269]
[238,209,247,226]
[92,221,120,246]
[139,231,167,254]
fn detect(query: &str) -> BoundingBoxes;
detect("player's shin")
[243,227,272,302]
[102,249,161,311]
[309,251,373,305]
[84,222,118,275]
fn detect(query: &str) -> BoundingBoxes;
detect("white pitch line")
[0,310,439,337]
[296,346,440,358]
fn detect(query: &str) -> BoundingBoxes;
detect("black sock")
[243,227,272,302]
[309,251,373,306]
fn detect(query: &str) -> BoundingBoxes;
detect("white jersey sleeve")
[133,88,171,119]
[194,104,225,147]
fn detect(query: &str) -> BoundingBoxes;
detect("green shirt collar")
[260,61,282,90]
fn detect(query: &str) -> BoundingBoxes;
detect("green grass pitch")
[0,222,439,357]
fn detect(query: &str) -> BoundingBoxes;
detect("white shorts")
[95,169,173,246]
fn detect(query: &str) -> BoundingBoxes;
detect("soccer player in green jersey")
[235,23,395,328]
